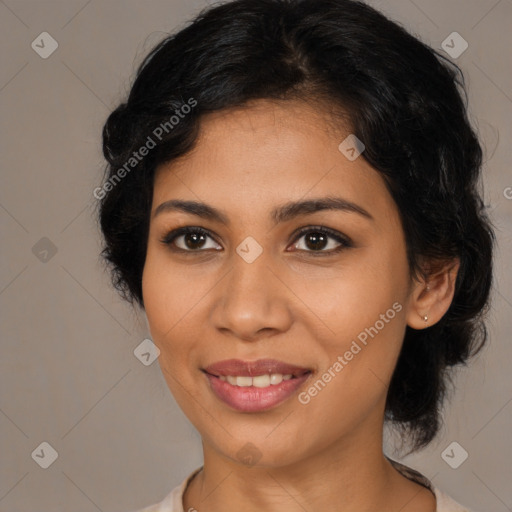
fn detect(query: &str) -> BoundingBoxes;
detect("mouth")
[203,358,312,378]
[202,359,313,412]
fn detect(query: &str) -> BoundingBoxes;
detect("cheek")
[294,245,408,343]
[142,262,172,338]
[141,253,210,382]
[293,250,409,409]
[142,249,196,339]
[293,309,407,452]
[142,261,199,408]
[141,258,191,382]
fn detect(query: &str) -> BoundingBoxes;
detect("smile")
[202,359,312,412]
[218,373,293,387]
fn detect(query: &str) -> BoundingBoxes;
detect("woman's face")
[142,99,418,467]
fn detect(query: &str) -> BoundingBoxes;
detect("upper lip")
[203,359,312,377]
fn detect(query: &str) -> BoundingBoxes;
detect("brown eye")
[302,232,330,251]
[181,232,208,250]
[161,227,221,252]
[290,226,352,255]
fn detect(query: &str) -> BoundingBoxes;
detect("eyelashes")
[160,226,220,253]
[287,226,353,255]
[159,225,353,257]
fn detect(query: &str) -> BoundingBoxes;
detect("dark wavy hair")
[97,0,494,452]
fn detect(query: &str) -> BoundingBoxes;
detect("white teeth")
[252,374,270,388]
[236,376,253,387]
[270,373,283,385]
[218,373,296,387]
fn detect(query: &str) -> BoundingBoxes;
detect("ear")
[406,258,460,330]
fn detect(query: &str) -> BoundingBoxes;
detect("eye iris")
[185,232,206,249]
[305,232,328,251]
[176,230,337,251]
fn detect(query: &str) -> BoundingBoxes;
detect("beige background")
[1,0,511,511]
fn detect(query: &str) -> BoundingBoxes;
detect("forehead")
[158,99,346,172]
[152,99,396,225]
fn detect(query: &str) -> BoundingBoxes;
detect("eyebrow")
[152,196,374,225]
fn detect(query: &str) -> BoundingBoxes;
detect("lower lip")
[204,372,311,412]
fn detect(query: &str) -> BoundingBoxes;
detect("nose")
[210,249,293,342]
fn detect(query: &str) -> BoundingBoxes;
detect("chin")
[212,433,311,469]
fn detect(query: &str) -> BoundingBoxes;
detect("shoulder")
[128,467,203,512]
[433,487,476,512]
[386,456,476,512]
[127,490,175,512]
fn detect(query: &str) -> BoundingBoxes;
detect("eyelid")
[289,225,353,249]
[160,226,222,251]
[160,225,353,254]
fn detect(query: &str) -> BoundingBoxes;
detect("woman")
[97,0,494,510]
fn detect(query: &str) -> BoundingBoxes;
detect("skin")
[142,99,459,512]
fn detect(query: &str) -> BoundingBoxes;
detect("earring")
[423,284,429,322]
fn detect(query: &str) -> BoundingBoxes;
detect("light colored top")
[132,459,474,512]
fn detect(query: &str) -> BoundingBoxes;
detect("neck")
[182,420,433,511]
